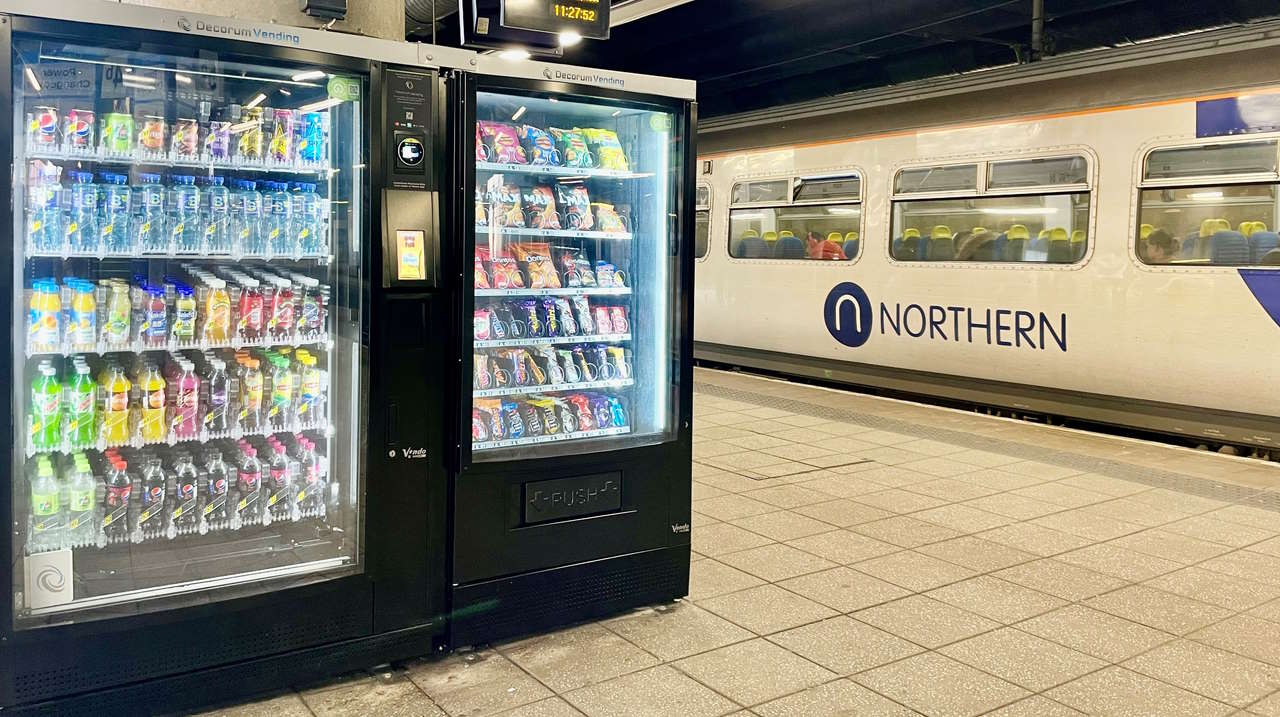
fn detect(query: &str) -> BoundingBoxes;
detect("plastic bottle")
[68,279,97,351]
[262,181,293,256]
[202,278,231,342]
[67,171,99,253]
[139,456,167,534]
[266,440,293,520]
[134,173,167,253]
[26,160,63,252]
[102,458,131,538]
[102,363,132,445]
[30,457,64,550]
[66,361,97,449]
[269,356,294,430]
[66,455,97,545]
[240,358,263,431]
[295,437,322,513]
[173,360,201,439]
[168,175,201,252]
[99,173,131,252]
[30,362,62,451]
[171,452,199,529]
[268,276,295,339]
[204,451,230,524]
[205,358,230,433]
[172,284,197,342]
[236,445,262,521]
[139,363,167,443]
[28,279,62,351]
[102,281,131,346]
[142,285,168,347]
[297,353,324,425]
[295,182,325,254]
[237,277,263,341]
[198,176,230,253]
[230,180,263,255]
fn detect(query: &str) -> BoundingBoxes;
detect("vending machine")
[453,59,696,644]
[0,3,460,712]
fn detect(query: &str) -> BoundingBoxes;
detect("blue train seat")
[1210,230,1251,265]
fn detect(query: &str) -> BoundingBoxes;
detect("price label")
[501,0,609,40]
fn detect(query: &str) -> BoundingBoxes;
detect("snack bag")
[474,246,492,289]
[581,128,629,171]
[549,127,594,168]
[490,250,525,289]
[609,306,629,334]
[593,306,613,334]
[556,249,581,287]
[556,184,594,230]
[475,123,488,161]
[522,184,561,230]
[593,203,628,234]
[479,121,527,164]
[541,297,561,337]
[572,296,595,334]
[574,256,598,286]
[518,125,561,166]
[490,182,525,227]
[554,298,578,335]
[512,242,561,289]
[475,188,488,227]
[527,397,560,434]
[472,409,490,442]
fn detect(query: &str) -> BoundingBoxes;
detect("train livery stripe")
[1241,270,1280,330]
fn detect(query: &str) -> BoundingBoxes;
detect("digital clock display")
[501,0,610,40]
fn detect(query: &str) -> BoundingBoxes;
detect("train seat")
[1004,224,1029,261]
[928,225,955,261]
[762,231,778,244]
[1028,229,1050,257]
[1070,230,1087,261]
[842,232,859,260]
[734,233,772,258]
[1047,227,1071,263]
[993,232,1008,260]
[775,233,806,259]
[1210,231,1251,265]
[1139,223,1155,240]
[1250,231,1280,262]
[895,227,923,260]
[1240,221,1259,237]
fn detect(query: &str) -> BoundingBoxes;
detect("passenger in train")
[806,231,847,260]
[1140,228,1178,264]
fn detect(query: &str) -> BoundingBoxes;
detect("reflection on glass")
[695,210,710,258]
[1145,141,1278,180]
[471,91,681,459]
[891,193,1090,263]
[894,164,978,194]
[728,205,860,260]
[1136,184,1280,266]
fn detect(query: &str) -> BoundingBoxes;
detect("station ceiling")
[412,0,1280,118]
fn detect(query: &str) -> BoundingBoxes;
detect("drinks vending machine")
[0,3,457,712]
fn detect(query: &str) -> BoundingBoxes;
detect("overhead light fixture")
[278,88,292,96]
[298,97,344,113]
[122,75,157,88]
[174,73,192,85]
[611,110,622,117]
[228,119,262,134]
[979,207,1058,215]
[548,97,558,103]
[497,49,531,61]
[1189,190,1224,201]
[291,69,327,81]
[245,93,267,109]
[559,30,582,47]
[511,105,527,121]
[23,66,41,92]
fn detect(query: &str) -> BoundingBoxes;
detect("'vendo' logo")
[824,282,873,348]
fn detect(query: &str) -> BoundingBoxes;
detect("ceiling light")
[122,75,157,88]
[291,69,326,81]
[299,97,344,113]
[245,93,267,109]
[611,110,622,117]
[174,73,192,85]
[559,30,582,47]
[1189,190,1224,201]
[23,66,41,92]
[278,88,292,96]
[979,207,1058,215]
[511,105,527,121]
[497,49,531,61]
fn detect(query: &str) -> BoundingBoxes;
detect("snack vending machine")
[453,61,696,644]
[0,5,453,713]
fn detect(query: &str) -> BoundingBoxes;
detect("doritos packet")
[549,127,594,168]
[523,184,561,230]
[512,242,561,289]
[519,125,561,166]
[580,128,629,171]
[474,246,492,289]
[490,249,525,289]
[479,121,527,164]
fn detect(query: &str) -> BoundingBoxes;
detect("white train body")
[693,25,1280,447]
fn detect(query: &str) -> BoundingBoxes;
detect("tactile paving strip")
[696,378,1280,512]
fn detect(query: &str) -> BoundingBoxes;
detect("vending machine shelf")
[473,377,633,398]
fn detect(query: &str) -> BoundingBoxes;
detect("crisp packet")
[592,203,628,234]
[475,188,488,227]
[522,184,561,229]
[479,121,527,164]
[491,182,525,227]
[512,242,562,289]
[595,261,617,288]
[475,123,488,161]
[519,125,561,166]
[556,184,593,230]
[580,128,629,171]
[490,250,525,289]
[549,127,594,168]
[475,246,492,289]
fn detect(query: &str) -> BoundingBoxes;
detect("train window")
[988,156,1088,189]
[794,175,861,202]
[695,183,711,259]
[1144,140,1278,180]
[894,164,979,194]
[731,180,789,204]
[1136,184,1280,266]
[729,205,861,260]
[696,185,711,207]
[890,193,1091,263]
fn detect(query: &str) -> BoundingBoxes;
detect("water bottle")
[26,160,63,252]
[290,182,325,255]
[198,176,230,253]
[263,181,292,256]
[172,452,200,530]
[134,173,167,253]
[67,171,99,253]
[99,173,131,253]
[230,179,263,255]
[168,175,201,253]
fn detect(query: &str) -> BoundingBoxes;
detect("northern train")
[692,20,1280,451]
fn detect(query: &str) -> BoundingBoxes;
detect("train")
[692,20,1280,451]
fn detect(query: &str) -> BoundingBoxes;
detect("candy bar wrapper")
[518,125,561,166]
[549,127,594,168]
[572,296,595,334]
[580,127,629,172]
[522,184,561,230]
[479,121,528,164]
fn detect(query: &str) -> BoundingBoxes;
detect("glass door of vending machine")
[9,32,366,627]
[470,89,682,459]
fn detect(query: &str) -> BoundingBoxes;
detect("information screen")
[501,0,610,40]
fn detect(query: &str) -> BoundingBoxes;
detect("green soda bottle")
[30,458,63,546]
[66,362,96,449]
[30,362,62,451]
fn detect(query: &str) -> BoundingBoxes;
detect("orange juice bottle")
[139,363,167,442]
[102,364,133,445]
[203,277,230,342]
[28,279,62,351]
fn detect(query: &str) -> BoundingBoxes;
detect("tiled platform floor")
[202,368,1280,717]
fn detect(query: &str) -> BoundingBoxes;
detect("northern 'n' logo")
[824,282,873,347]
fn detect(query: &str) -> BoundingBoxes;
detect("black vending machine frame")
[0,17,448,715]
[451,73,696,646]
